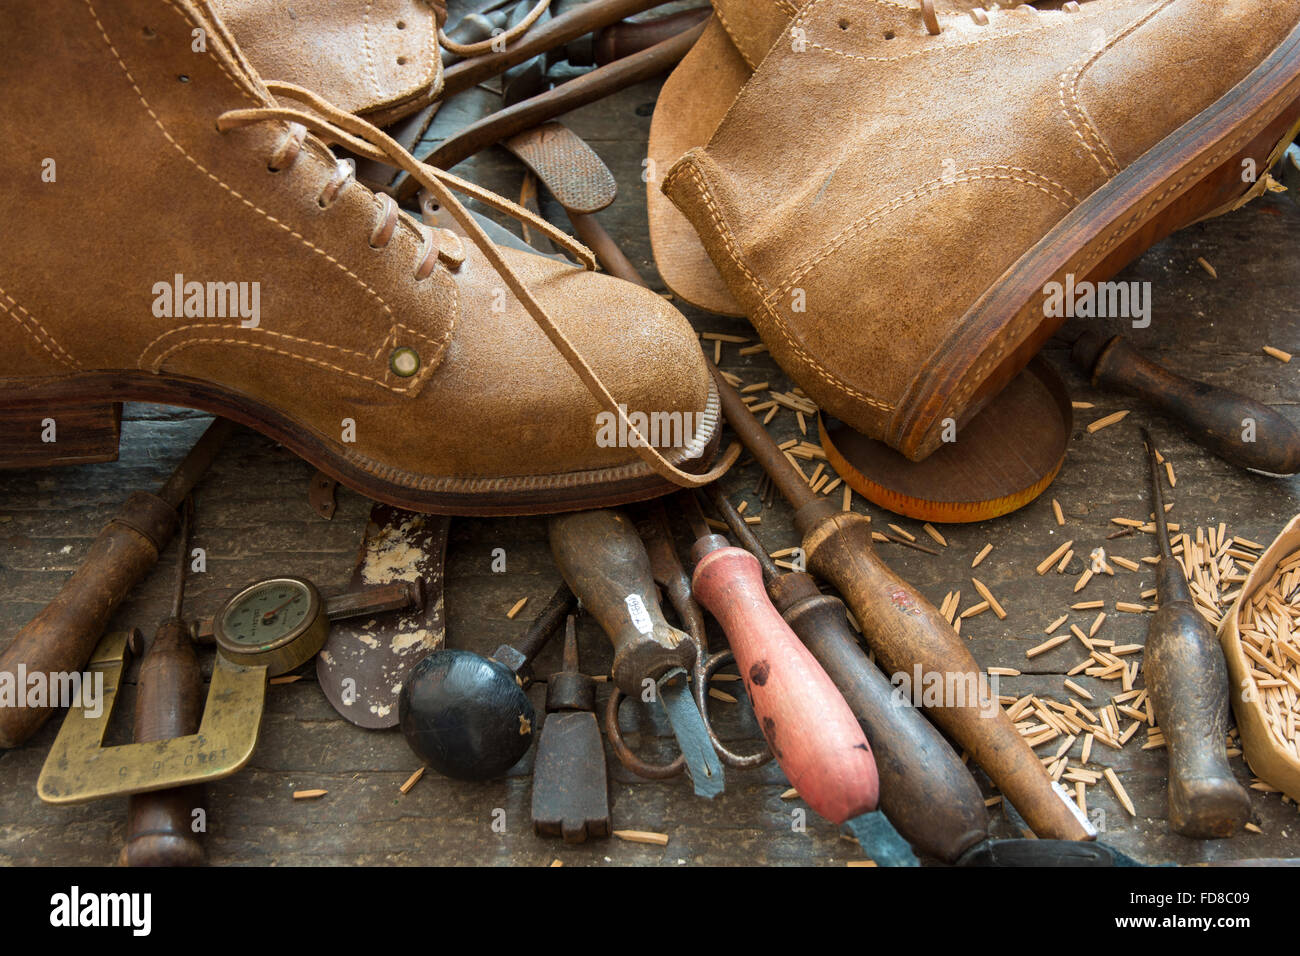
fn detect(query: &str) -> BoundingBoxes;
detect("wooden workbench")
[1,76,1297,867]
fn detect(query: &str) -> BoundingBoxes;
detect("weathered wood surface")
[1,73,1298,866]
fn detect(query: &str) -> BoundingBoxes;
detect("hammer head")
[531,711,611,843]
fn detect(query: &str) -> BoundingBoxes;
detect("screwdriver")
[711,366,1093,841]
[681,495,880,825]
[1140,430,1251,837]
[703,487,988,859]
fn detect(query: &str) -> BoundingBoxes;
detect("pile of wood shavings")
[986,463,1276,821]
[1234,551,1300,760]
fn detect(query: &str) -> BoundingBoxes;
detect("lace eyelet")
[389,347,421,377]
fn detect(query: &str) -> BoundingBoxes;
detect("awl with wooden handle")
[548,509,724,798]
[120,499,204,867]
[705,488,987,858]
[683,498,879,825]
[0,418,234,749]
[712,367,1093,841]
[1141,430,1251,837]
[1074,332,1300,474]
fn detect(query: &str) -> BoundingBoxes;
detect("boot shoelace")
[917,1,1083,34]
[438,0,551,56]
[217,81,738,487]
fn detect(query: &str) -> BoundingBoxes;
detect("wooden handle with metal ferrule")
[795,500,1093,841]
[1074,333,1300,474]
[690,540,879,824]
[1146,561,1251,837]
[768,572,988,860]
[548,509,694,697]
[120,617,205,867]
[0,492,176,749]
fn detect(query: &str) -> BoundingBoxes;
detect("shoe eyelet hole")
[142,26,156,38]
[317,197,328,209]
[883,30,895,39]
[390,347,420,377]
[178,74,190,83]
[838,18,850,30]
[396,55,408,66]
[396,20,407,29]
[267,164,280,174]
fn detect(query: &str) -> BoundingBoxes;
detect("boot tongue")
[709,0,808,70]
[204,0,443,116]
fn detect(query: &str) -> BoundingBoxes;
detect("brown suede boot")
[665,0,1300,460]
[208,0,447,127]
[0,0,731,515]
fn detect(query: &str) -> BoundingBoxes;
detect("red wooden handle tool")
[690,535,879,824]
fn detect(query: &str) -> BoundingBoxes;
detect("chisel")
[549,509,724,798]
[682,496,879,825]
[711,367,1093,841]
[704,488,988,858]
[1140,430,1251,837]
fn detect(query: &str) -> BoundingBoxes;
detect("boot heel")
[0,401,122,468]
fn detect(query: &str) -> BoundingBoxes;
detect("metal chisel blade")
[657,669,725,799]
[843,812,920,868]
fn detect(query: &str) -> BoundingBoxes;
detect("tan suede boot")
[665,0,1300,460]
[208,0,447,127]
[0,0,731,515]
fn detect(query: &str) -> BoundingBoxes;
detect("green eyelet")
[390,347,420,378]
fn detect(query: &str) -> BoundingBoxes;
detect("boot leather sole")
[0,371,722,516]
[892,18,1300,461]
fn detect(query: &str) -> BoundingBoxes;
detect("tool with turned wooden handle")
[549,510,694,698]
[712,367,1093,841]
[121,500,204,867]
[549,509,724,797]
[687,521,880,825]
[0,418,233,749]
[1141,430,1251,838]
[705,489,987,860]
[1074,332,1300,474]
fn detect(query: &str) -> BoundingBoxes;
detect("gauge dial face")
[219,579,316,648]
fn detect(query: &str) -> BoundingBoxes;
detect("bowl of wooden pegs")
[1219,513,1300,802]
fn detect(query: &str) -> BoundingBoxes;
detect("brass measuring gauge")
[214,576,329,674]
[38,576,418,806]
